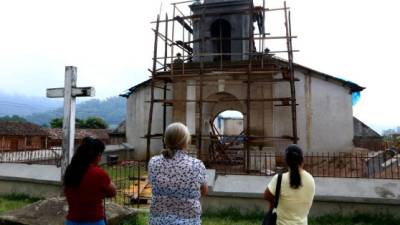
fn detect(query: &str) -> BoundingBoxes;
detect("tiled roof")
[0,121,48,136]
[109,120,126,134]
[45,128,110,140]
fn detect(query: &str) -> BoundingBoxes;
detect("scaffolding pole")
[146,15,160,163]
[284,1,298,144]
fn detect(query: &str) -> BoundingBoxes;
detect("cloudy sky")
[0,0,399,132]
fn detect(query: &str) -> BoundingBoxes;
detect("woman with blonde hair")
[148,122,208,225]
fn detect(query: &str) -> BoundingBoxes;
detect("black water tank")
[107,154,118,166]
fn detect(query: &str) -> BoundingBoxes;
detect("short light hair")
[162,122,191,158]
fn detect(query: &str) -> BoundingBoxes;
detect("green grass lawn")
[120,210,400,225]
[0,194,398,225]
[0,194,40,214]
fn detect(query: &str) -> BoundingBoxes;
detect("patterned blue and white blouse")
[148,150,207,225]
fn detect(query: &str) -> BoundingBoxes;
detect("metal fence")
[101,150,400,207]
[207,151,400,179]
[100,160,149,207]
[0,147,62,165]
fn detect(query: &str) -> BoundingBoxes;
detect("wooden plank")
[123,179,149,199]
[151,7,291,24]
[148,97,292,103]
[246,0,254,173]
[175,15,193,33]
[72,87,95,97]
[163,13,169,147]
[46,88,64,98]
[1,136,4,151]
[196,3,207,159]
[61,66,77,177]
[47,87,95,98]
[284,2,298,144]
[146,16,160,163]
[182,35,297,44]
[152,71,281,80]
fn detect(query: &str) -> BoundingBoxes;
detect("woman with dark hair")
[64,137,116,225]
[264,145,315,225]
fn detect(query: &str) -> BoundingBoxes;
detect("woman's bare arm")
[264,188,275,209]
[200,183,208,196]
[104,181,117,198]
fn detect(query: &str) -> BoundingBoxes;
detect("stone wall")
[0,163,61,198]
[203,170,400,217]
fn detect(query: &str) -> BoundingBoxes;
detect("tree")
[49,116,108,129]
[76,118,86,129]
[84,116,108,129]
[0,115,28,123]
[50,118,63,128]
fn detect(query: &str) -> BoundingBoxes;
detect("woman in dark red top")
[64,137,116,225]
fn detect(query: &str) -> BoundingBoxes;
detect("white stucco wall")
[126,84,172,160]
[273,70,354,152]
[126,69,355,159]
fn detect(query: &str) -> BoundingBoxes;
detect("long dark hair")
[285,145,304,189]
[63,137,105,188]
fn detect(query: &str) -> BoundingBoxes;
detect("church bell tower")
[190,0,253,62]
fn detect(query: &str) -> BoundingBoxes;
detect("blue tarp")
[352,91,361,106]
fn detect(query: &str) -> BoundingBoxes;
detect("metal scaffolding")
[144,0,298,173]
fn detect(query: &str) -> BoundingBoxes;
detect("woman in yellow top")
[264,145,315,225]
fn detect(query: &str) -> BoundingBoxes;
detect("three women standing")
[63,124,314,225]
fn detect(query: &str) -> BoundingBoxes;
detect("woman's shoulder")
[275,172,288,179]
[301,170,315,184]
[87,165,108,176]
[301,170,314,178]
[149,154,163,164]
[186,155,205,167]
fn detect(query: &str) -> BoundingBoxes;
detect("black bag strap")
[274,173,283,209]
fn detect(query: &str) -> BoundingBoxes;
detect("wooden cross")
[46,66,95,179]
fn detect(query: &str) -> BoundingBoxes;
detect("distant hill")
[0,92,61,116]
[25,96,126,127]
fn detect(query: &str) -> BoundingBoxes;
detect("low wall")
[203,170,400,217]
[1,164,399,217]
[100,145,134,164]
[0,163,61,198]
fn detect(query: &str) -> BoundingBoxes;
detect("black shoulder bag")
[262,173,282,225]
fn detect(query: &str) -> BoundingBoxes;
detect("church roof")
[274,58,365,93]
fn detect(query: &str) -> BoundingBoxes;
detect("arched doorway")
[213,110,244,136]
[208,110,245,167]
[210,19,231,61]
[202,92,245,167]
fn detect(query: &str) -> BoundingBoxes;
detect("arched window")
[210,19,231,61]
